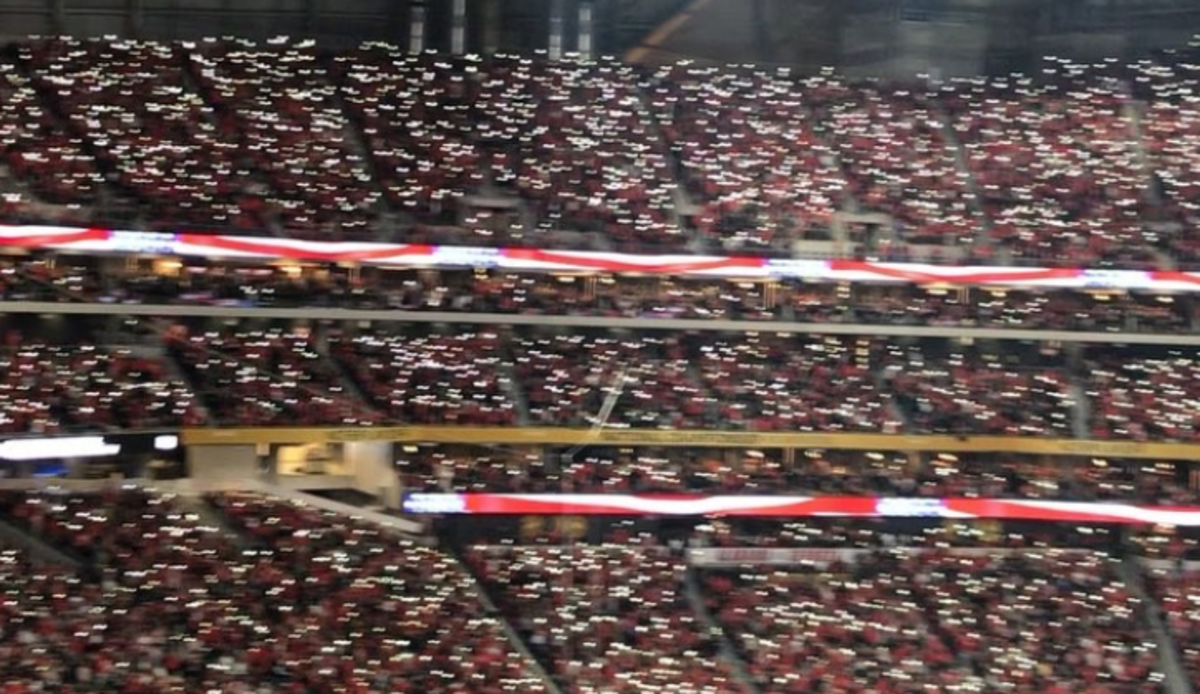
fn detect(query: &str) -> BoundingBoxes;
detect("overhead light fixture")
[0,436,120,461]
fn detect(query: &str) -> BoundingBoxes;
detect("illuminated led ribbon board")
[11,224,1200,290]
[401,493,1200,526]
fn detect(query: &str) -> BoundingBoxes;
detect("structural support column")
[578,0,594,60]
[451,0,466,55]
[549,0,565,60]
[481,0,501,55]
[303,0,317,37]
[50,0,66,34]
[126,0,144,37]
[409,2,426,54]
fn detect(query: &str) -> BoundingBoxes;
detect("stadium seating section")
[0,324,1195,445]
[0,486,1184,694]
[5,39,1200,264]
[704,550,1160,694]
[4,30,1200,694]
[0,488,549,693]
[395,446,1196,504]
[469,541,745,694]
[0,33,1199,693]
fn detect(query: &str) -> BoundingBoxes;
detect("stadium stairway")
[1118,557,1196,694]
[1125,101,1163,208]
[632,88,692,248]
[147,339,215,423]
[312,327,383,419]
[173,493,260,552]
[872,366,911,432]
[1060,342,1092,440]
[932,97,995,252]
[778,295,797,321]
[498,359,532,427]
[0,511,81,569]
[1122,100,1180,270]
[323,73,388,219]
[446,545,566,694]
[1188,296,1200,332]
[1069,380,1092,440]
[682,565,764,694]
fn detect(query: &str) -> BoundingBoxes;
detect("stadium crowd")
[3,257,1193,334]
[2,25,1200,694]
[0,487,549,693]
[5,38,1200,266]
[166,326,379,426]
[396,445,1195,505]
[1149,566,1200,691]
[0,483,1181,693]
[703,549,1161,694]
[944,72,1152,266]
[331,330,517,425]
[467,539,747,694]
[0,342,200,434]
[0,325,1198,444]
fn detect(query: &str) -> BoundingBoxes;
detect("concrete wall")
[343,441,400,509]
[2,0,1200,74]
[892,18,987,79]
[186,444,259,486]
[0,0,405,46]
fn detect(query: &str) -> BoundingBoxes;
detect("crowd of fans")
[0,484,1185,693]
[881,340,1077,437]
[330,330,517,425]
[166,326,378,426]
[335,48,680,248]
[514,332,900,431]
[1085,348,1200,441]
[397,444,1196,504]
[4,256,1195,335]
[704,549,1161,694]
[944,73,1153,266]
[691,335,896,432]
[208,491,549,694]
[817,82,980,245]
[467,538,747,694]
[1,325,1200,440]
[691,517,1126,552]
[1148,566,1200,691]
[7,39,1200,265]
[0,54,100,220]
[0,342,200,433]
[24,40,255,232]
[515,333,698,428]
[843,285,1191,333]
[649,66,843,252]
[514,334,1085,435]
[191,42,382,239]
[1134,49,1200,265]
[0,484,1184,693]
[0,487,549,693]
[7,35,1200,694]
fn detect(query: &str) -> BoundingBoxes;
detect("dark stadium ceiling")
[0,0,1198,76]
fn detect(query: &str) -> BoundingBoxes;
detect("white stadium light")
[154,435,180,452]
[0,436,121,461]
